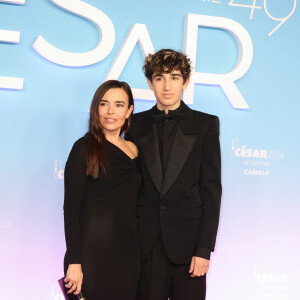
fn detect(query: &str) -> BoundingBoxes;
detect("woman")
[63,80,140,299]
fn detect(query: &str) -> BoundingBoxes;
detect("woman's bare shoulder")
[124,140,138,158]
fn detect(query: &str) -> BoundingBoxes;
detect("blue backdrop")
[1,0,299,299]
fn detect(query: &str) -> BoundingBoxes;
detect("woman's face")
[98,88,133,135]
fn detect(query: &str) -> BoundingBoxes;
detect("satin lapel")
[160,126,197,199]
[139,125,163,193]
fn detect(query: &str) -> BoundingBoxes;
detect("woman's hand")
[64,264,83,295]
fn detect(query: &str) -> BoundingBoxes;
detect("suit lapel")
[160,126,196,199]
[139,124,163,193]
[137,102,197,197]
[160,102,197,199]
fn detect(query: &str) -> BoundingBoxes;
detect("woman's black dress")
[63,136,141,300]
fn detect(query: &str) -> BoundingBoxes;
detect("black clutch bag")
[58,277,85,300]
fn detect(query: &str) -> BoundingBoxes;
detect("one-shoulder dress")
[63,136,141,300]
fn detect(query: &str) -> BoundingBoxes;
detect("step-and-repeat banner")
[1,0,299,299]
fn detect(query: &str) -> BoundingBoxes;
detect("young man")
[125,49,222,300]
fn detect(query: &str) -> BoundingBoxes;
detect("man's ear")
[147,78,154,91]
[183,77,190,89]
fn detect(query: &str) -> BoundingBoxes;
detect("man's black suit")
[126,101,221,299]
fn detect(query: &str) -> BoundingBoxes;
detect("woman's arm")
[63,138,87,294]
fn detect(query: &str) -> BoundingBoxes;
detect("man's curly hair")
[143,49,191,83]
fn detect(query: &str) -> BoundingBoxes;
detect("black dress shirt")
[154,106,181,176]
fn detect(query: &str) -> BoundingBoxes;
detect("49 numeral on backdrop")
[228,0,297,36]
[228,0,261,19]
[264,0,296,36]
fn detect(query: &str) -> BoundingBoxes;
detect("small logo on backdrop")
[254,268,289,284]
[54,160,64,180]
[0,218,12,232]
[231,139,284,176]
[253,266,297,300]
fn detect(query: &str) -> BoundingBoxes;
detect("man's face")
[147,70,190,112]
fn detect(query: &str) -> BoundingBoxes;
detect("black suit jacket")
[125,102,222,264]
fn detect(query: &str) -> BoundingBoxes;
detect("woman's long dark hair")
[86,80,134,178]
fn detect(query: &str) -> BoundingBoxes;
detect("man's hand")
[189,256,209,277]
[65,264,83,295]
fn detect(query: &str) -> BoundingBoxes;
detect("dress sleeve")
[63,139,87,264]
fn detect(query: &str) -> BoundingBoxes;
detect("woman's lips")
[104,118,117,123]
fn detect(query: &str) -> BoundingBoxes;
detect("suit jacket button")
[160,206,165,210]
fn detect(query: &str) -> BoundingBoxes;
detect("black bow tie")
[153,113,183,123]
